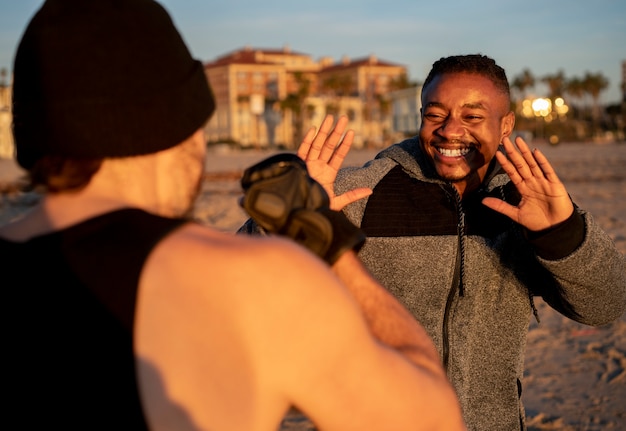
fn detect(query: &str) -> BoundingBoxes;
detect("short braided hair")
[422,54,511,100]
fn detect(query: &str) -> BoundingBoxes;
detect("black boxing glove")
[240,153,365,264]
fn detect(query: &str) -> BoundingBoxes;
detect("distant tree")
[0,68,6,87]
[582,72,609,105]
[582,71,609,131]
[565,76,586,125]
[541,70,566,100]
[565,77,585,106]
[511,68,535,101]
[319,73,355,122]
[321,74,353,97]
[388,73,419,91]
[280,71,311,146]
[377,94,391,117]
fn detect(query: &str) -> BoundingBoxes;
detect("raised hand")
[297,115,371,210]
[482,136,574,232]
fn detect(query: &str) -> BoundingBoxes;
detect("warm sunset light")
[554,97,569,115]
[531,98,552,117]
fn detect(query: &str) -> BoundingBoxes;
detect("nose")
[438,117,465,139]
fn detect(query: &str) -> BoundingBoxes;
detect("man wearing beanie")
[0,1,465,430]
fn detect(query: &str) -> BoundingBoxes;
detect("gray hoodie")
[334,137,626,430]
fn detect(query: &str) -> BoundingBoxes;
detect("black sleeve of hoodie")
[525,208,585,260]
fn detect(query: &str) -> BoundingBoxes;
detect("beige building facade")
[0,46,417,158]
[0,84,14,159]
[204,46,410,149]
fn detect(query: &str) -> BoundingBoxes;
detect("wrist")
[526,208,585,260]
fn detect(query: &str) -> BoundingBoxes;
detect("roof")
[321,55,404,73]
[205,46,311,68]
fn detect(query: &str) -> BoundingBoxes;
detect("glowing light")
[553,97,569,115]
[521,99,534,118]
[531,98,551,117]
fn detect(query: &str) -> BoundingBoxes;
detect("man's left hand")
[482,135,574,231]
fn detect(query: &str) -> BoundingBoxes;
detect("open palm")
[297,115,372,210]
[482,136,574,231]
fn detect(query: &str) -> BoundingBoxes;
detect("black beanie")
[12,0,216,169]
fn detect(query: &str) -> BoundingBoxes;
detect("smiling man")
[419,65,515,196]
[261,55,626,430]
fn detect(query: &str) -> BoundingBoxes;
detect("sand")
[1,140,625,430]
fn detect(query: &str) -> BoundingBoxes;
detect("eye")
[465,114,483,122]
[424,112,446,123]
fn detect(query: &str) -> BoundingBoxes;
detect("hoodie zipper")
[442,185,466,371]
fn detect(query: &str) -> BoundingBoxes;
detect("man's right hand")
[297,114,372,210]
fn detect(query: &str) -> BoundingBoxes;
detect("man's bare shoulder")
[137,220,367,374]
[142,221,339,303]
[157,222,319,270]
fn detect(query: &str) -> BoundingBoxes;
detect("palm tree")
[388,73,419,91]
[565,77,585,106]
[565,76,586,134]
[582,72,609,132]
[321,73,353,97]
[541,70,566,100]
[511,68,535,101]
[280,72,311,146]
[321,73,354,119]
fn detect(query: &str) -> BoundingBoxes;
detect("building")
[0,81,14,159]
[389,85,423,140]
[204,45,317,149]
[204,47,410,149]
[316,54,407,148]
[0,47,417,158]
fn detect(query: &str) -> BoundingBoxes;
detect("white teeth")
[437,147,470,157]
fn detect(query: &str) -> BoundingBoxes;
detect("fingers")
[297,115,352,162]
[494,144,523,186]
[328,129,354,171]
[305,115,336,160]
[515,136,546,179]
[297,126,318,160]
[500,136,558,182]
[297,116,333,161]
[332,187,373,211]
[319,115,349,161]
[532,148,560,183]
[481,196,519,223]
[500,136,535,181]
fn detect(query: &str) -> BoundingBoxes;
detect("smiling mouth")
[435,147,471,157]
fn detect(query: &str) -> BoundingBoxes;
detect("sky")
[1,0,625,104]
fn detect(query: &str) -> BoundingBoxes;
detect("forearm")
[332,250,443,374]
[537,212,626,325]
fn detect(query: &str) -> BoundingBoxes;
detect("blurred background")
[1,0,625,156]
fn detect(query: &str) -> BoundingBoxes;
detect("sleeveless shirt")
[1,208,187,429]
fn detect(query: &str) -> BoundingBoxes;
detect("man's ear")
[501,111,516,139]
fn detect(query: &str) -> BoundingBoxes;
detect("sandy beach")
[1,140,625,430]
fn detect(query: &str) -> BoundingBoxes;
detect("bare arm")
[137,226,465,431]
[255,238,465,431]
[331,250,442,373]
